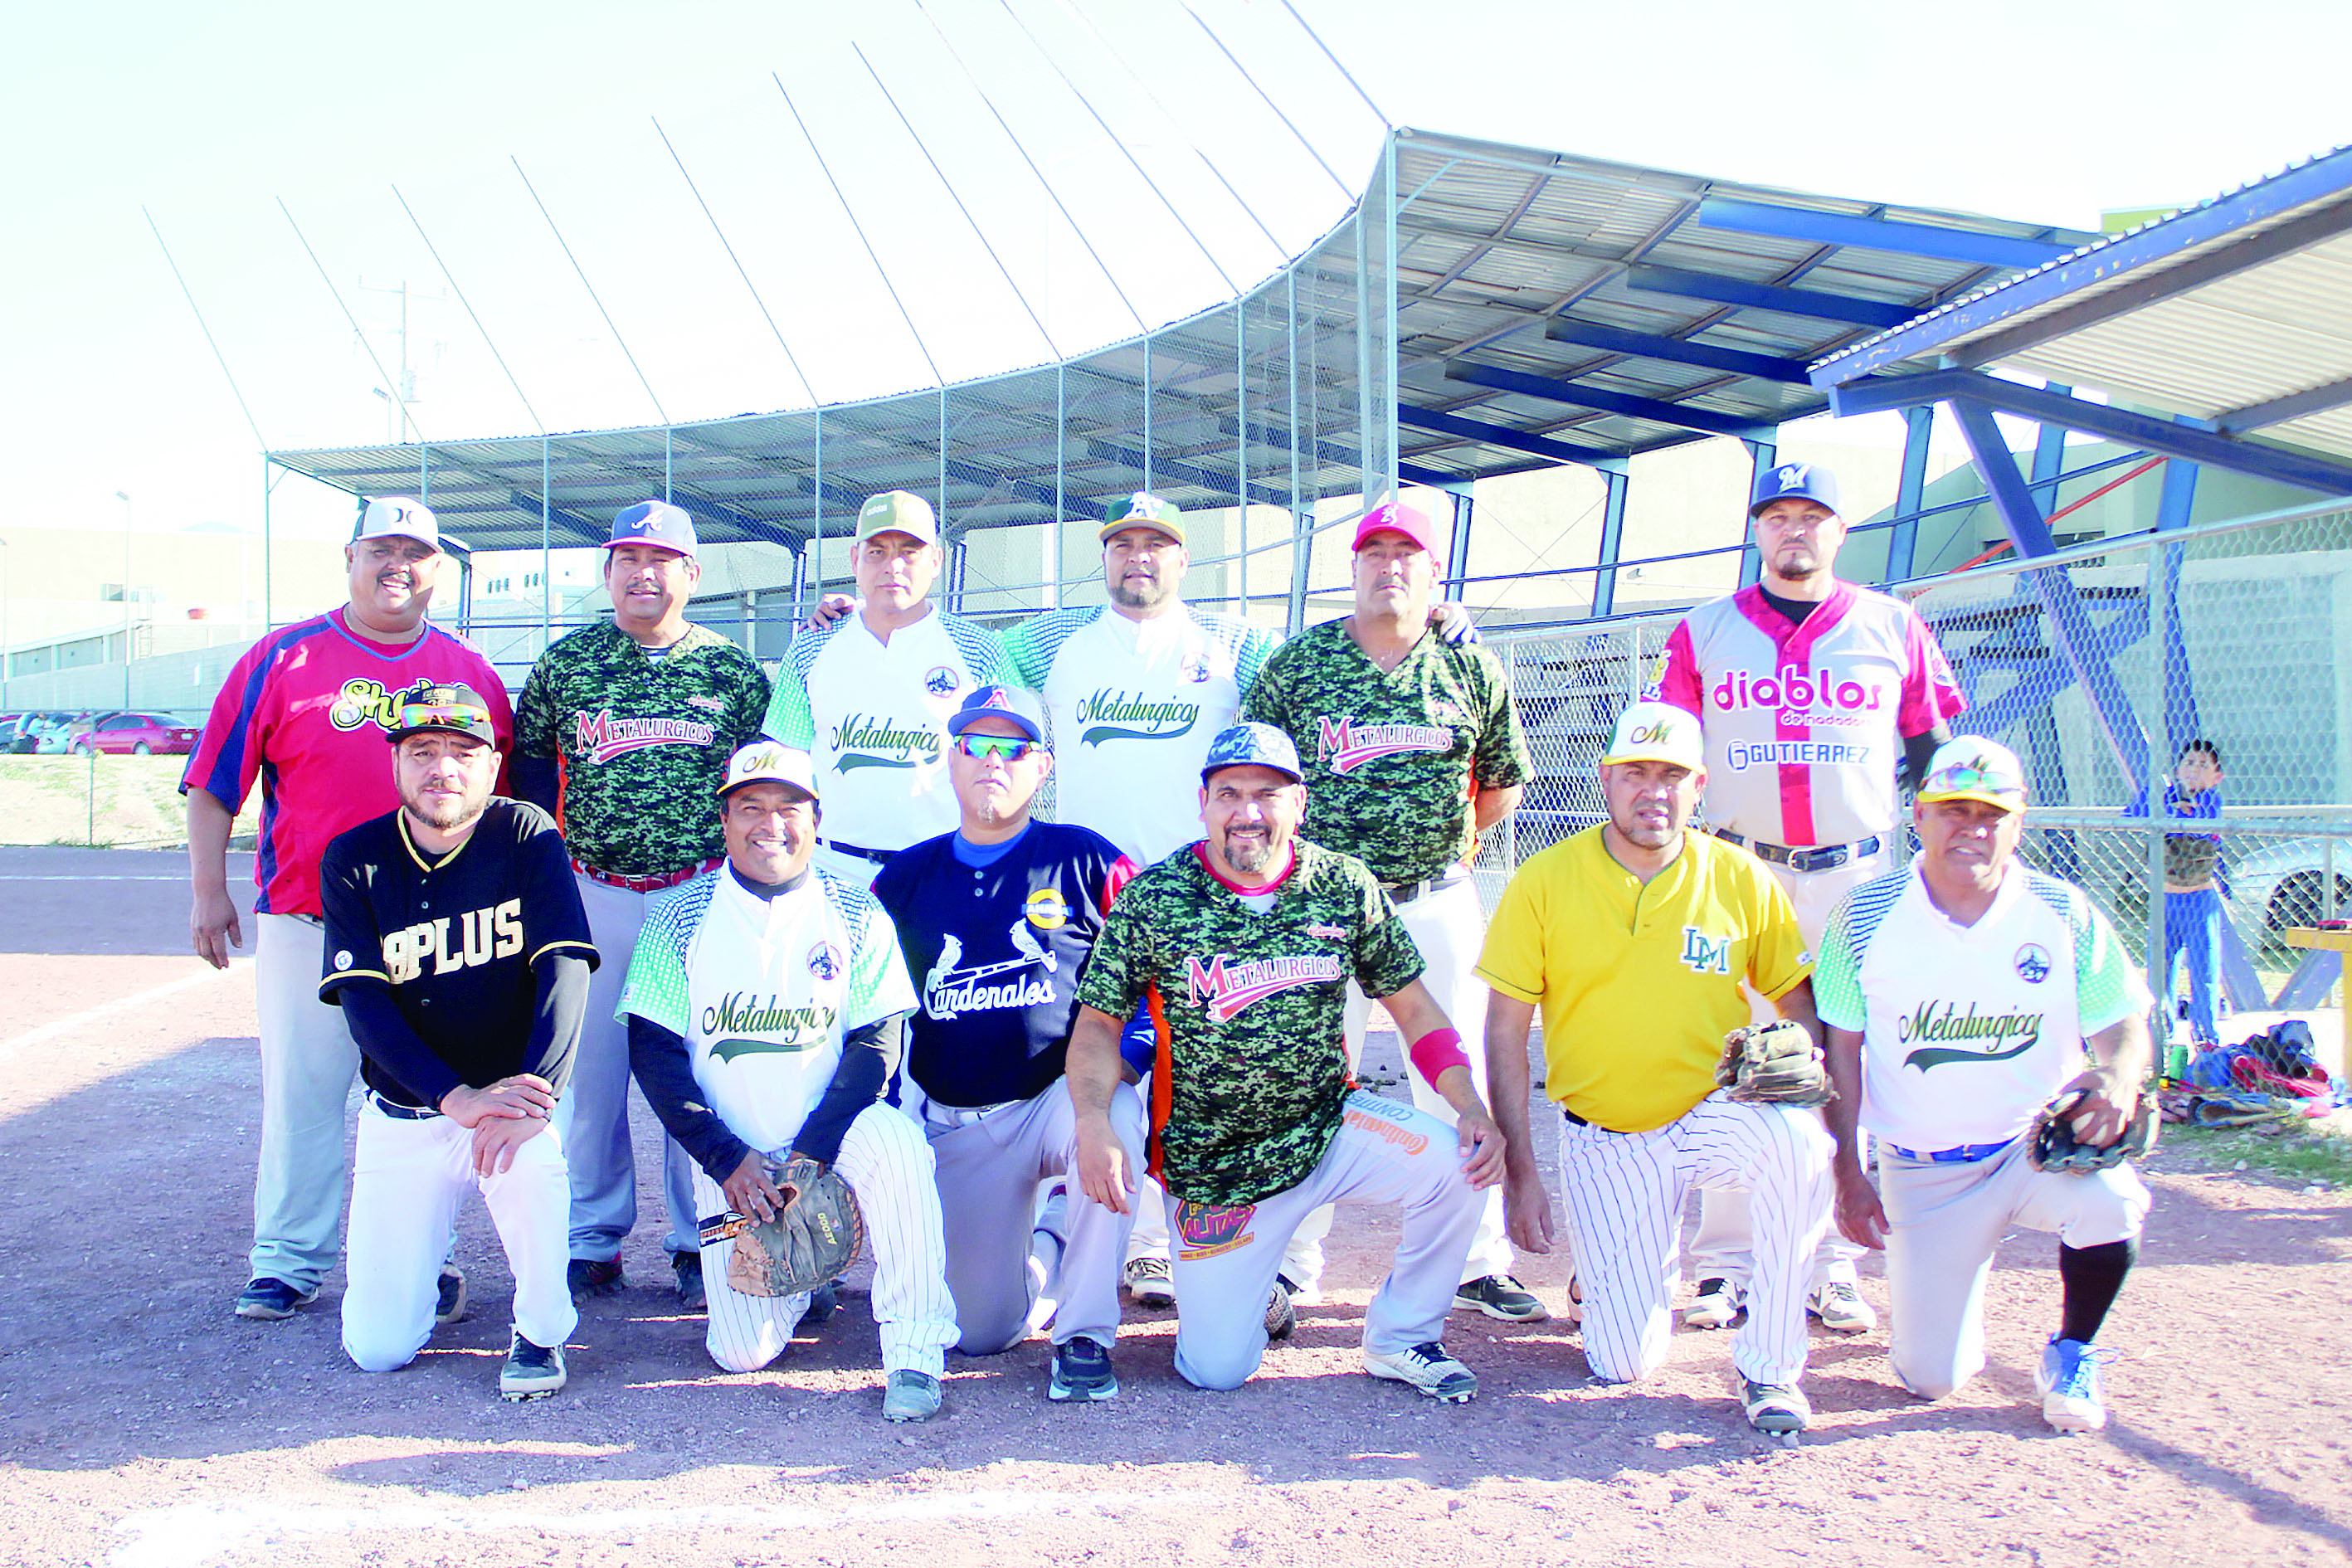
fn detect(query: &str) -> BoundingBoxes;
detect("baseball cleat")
[672,1250,707,1315]
[234,1277,319,1321]
[798,1280,840,1330]
[882,1369,944,1423]
[1453,1274,1551,1322]
[2035,1337,2115,1433]
[1733,1373,1811,1436]
[435,1264,468,1327]
[1808,1279,1876,1333]
[1123,1256,1176,1308]
[1682,1276,1740,1330]
[1364,1342,1478,1404]
[566,1257,625,1300]
[499,1332,567,1400]
[1264,1278,1298,1342]
[1048,1337,1118,1403]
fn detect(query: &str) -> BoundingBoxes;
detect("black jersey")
[869,821,1136,1109]
[320,797,598,1109]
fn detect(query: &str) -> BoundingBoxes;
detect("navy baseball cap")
[1749,461,1841,517]
[388,684,497,747]
[947,684,1047,744]
[1200,722,1303,785]
[605,499,699,557]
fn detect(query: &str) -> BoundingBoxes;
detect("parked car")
[10,712,84,754]
[68,711,201,757]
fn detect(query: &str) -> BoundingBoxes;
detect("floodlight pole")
[115,490,132,707]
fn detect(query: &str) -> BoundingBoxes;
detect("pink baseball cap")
[1351,501,1444,562]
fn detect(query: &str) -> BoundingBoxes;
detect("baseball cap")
[387,683,496,747]
[1750,461,1841,517]
[1200,722,1303,785]
[1351,500,1444,560]
[856,490,940,548]
[1098,490,1186,546]
[1600,700,1705,771]
[604,499,699,558]
[947,684,1047,744]
[718,740,821,801]
[354,497,439,551]
[1916,737,2028,812]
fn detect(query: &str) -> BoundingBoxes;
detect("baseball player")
[762,491,1018,882]
[869,684,1152,1400]
[513,499,772,1312]
[2126,739,2227,1059]
[1240,501,1538,1322]
[1067,723,1505,1400]
[1478,701,1831,1437]
[1655,461,1967,1335]
[622,741,958,1421]
[185,497,513,1322]
[1819,738,2155,1432]
[319,684,597,1398]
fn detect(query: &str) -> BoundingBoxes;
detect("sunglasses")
[1923,764,2021,796]
[397,704,489,731]
[956,734,1039,762]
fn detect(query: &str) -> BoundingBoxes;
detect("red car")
[71,711,202,756]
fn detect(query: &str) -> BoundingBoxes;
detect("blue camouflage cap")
[1200,722,1303,785]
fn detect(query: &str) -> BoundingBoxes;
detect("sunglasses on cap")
[956,734,1040,762]
[1922,764,2022,797]
[397,702,491,730]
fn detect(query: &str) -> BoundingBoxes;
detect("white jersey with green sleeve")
[999,602,1278,865]
[1814,862,2151,1152]
[618,867,916,1156]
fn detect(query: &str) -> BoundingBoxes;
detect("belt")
[1561,1107,1626,1135]
[574,855,721,893]
[826,840,898,866]
[369,1091,440,1122]
[1716,830,1884,874]
[924,1098,1018,1130]
[1382,869,1469,906]
[1884,1137,2014,1165]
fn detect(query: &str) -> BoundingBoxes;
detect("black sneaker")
[672,1251,706,1314]
[567,1258,625,1300]
[435,1265,468,1327]
[1452,1274,1551,1322]
[234,1277,319,1321]
[1264,1277,1298,1342]
[1048,1337,1118,1403]
[499,1332,567,1400]
[799,1280,839,1329]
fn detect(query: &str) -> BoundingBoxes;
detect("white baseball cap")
[1601,700,1705,771]
[354,496,439,550]
[717,741,821,801]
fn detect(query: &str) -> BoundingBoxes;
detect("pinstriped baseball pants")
[1559,1093,1830,1388]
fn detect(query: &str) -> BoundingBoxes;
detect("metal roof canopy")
[266,129,2091,554]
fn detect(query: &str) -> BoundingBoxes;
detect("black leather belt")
[1716,829,1884,874]
[370,1092,439,1122]
[1562,1107,1625,1135]
[826,840,897,865]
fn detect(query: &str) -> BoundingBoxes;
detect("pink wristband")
[1409,1025,1471,1087]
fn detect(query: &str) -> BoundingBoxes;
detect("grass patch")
[0,756,259,849]
[2156,1113,2352,1191]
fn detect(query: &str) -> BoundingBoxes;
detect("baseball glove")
[699,1154,866,1298]
[1714,1020,1834,1108]
[2027,1088,2160,1174]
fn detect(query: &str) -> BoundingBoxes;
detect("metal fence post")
[87,748,97,847]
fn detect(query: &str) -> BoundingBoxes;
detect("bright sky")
[7,0,2348,544]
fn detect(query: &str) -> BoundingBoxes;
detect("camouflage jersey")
[515,619,772,878]
[1242,619,1531,885]
[1074,838,1424,1205]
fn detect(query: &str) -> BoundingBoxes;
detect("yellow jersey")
[1475,826,1809,1133]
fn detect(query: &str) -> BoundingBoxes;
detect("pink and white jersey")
[1655,582,1964,849]
[182,608,514,917]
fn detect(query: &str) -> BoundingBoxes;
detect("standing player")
[321,684,597,1398]
[185,497,514,1322]
[762,490,1017,880]
[623,742,958,1421]
[1066,723,1505,1400]
[1819,738,2154,1432]
[1480,701,1830,1436]
[869,686,1151,1400]
[2127,739,2227,1060]
[1241,501,1538,1322]
[513,499,772,1312]
[1655,461,1967,1335]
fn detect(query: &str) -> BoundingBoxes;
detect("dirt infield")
[1,848,2347,1567]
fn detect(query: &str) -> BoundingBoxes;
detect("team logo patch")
[687,694,726,713]
[1174,1200,1257,1260]
[334,950,353,971]
[807,942,844,981]
[2014,943,2053,984]
[1678,926,1733,976]
[1181,655,1211,684]
[1304,923,1348,941]
[924,665,962,697]
[1025,889,1069,931]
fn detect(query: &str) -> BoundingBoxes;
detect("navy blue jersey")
[320,798,599,1109]
[870,821,1137,1108]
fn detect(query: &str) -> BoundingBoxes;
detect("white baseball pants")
[342,1101,577,1372]
[1558,1093,1830,1388]
[694,1103,959,1377]
[251,913,361,1289]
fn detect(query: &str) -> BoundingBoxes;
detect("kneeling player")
[624,743,959,1421]
[320,684,597,1400]
[1069,723,1503,1401]
[1819,739,2154,1433]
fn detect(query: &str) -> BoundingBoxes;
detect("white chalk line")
[0,963,244,1056]
[111,1488,1226,1568]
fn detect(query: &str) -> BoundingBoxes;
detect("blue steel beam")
[1623,264,1917,329]
[1739,436,1776,587]
[2028,384,2070,515]
[1442,358,1764,439]
[1541,319,1812,385]
[2155,454,2202,749]
[2216,373,2352,434]
[1828,369,2352,495]
[1887,405,1934,579]
[1693,198,2077,270]
[1397,404,1628,468]
[1590,469,1629,619]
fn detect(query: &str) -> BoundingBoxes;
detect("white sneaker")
[1364,1342,1478,1403]
[1683,1277,1740,1330]
[1732,1371,1811,1436]
[1809,1279,1877,1333]
[1122,1255,1176,1308]
[2035,1337,2115,1433]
